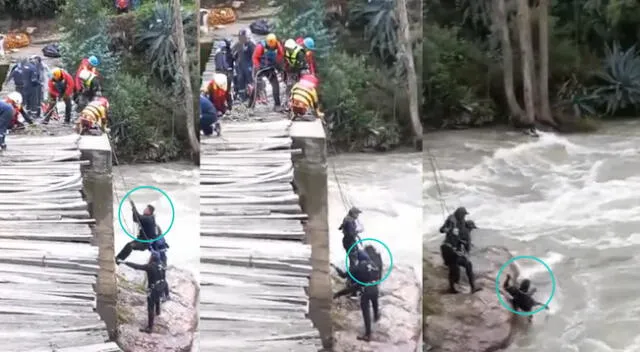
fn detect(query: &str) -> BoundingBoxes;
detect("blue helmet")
[88,55,99,67]
[303,37,315,50]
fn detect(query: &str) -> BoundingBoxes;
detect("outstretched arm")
[504,274,512,290]
[529,287,537,296]
[123,261,150,271]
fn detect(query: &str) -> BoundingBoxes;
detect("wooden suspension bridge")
[0,134,120,351]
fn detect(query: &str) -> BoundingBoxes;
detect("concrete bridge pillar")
[290,120,333,349]
[79,135,118,339]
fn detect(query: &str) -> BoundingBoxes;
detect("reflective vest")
[285,44,304,69]
[260,40,278,66]
[81,101,107,128]
[291,83,318,110]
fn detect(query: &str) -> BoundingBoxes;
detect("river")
[329,152,423,280]
[112,162,200,278]
[424,123,640,351]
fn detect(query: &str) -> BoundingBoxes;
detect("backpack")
[249,19,271,35]
[42,43,61,58]
[116,0,129,10]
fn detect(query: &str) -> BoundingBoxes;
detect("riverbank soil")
[332,265,422,352]
[116,265,199,352]
[424,247,524,352]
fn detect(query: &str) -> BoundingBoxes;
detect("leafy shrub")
[349,0,398,63]
[0,0,64,18]
[591,42,640,115]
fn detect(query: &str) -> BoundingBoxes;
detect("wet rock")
[424,246,519,352]
[332,265,421,352]
[116,265,199,352]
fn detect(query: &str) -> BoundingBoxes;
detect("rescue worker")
[4,91,33,130]
[149,235,170,301]
[214,40,234,110]
[283,39,308,105]
[250,33,284,111]
[203,73,230,119]
[75,56,100,92]
[75,69,102,112]
[28,55,47,119]
[117,251,167,333]
[302,37,317,76]
[290,74,324,120]
[351,248,381,342]
[231,29,255,102]
[115,200,158,262]
[339,206,364,263]
[440,207,480,294]
[44,68,74,124]
[76,97,109,135]
[115,0,130,14]
[200,94,220,136]
[7,60,28,101]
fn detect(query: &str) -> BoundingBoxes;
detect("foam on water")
[425,126,640,351]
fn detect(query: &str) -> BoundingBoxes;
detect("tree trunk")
[395,0,422,149]
[537,0,556,126]
[172,0,200,159]
[493,0,525,122]
[516,0,536,126]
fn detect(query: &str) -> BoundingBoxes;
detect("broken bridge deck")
[0,134,120,351]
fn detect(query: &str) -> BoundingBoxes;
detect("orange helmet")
[266,33,278,48]
[300,74,319,87]
[52,68,63,80]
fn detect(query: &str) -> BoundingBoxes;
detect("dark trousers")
[44,94,72,122]
[360,285,380,337]
[116,240,147,261]
[146,287,161,329]
[0,106,12,146]
[235,65,251,100]
[441,244,475,291]
[248,68,280,107]
[200,113,216,136]
[27,84,42,117]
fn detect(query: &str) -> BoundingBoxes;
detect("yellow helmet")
[266,33,277,48]
[52,68,63,80]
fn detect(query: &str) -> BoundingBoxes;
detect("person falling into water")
[117,250,167,333]
[503,274,549,322]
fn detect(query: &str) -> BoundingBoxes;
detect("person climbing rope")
[44,68,74,124]
[76,96,109,135]
[289,74,324,121]
[251,33,284,111]
[115,200,158,262]
[439,207,480,294]
[117,251,167,333]
[340,206,364,263]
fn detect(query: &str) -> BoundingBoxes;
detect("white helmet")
[7,92,22,106]
[213,73,228,91]
[284,39,297,50]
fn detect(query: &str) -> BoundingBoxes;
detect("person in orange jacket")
[301,37,317,76]
[75,56,100,94]
[202,73,230,116]
[4,91,33,129]
[251,33,284,110]
[45,68,75,124]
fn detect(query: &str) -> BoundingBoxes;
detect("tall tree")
[537,0,556,126]
[517,0,536,125]
[493,0,525,122]
[395,0,422,148]
[172,0,200,158]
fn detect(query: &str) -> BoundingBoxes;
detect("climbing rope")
[322,122,354,212]
[425,145,449,220]
[106,134,137,237]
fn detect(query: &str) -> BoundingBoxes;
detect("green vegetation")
[274,0,421,150]
[424,0,640,131]
[0,0,63,19]
[59,0,198,162]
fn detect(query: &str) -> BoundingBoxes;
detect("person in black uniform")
[353,248,381,342]
[339,206,363,262]
[117,251,167,333]
[439,207,480,294]
[116,200,158,262]
[504,274,548,321]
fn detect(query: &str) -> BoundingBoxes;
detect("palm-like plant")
[591,42,640,115]
[350,0,398,62]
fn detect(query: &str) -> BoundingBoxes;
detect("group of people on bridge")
[200,29,324,136]
[0,55,111,149]
[438,207,549,320]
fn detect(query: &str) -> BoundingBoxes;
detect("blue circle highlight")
[117,185,175,243]
[495,255,556,316]
[345,237,393,286]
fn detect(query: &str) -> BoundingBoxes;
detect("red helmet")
[96,97,109,110]
[300,74,319,87]
[295,37,304,46]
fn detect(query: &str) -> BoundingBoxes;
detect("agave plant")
[350,0,398,62]
[591,42,640,115]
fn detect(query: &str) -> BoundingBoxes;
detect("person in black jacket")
[504,274,548,321]
[115,200,158,262]
[117,251,167,333]
[339,206,363,263]
[214,40,234,110]
[232,29,256,101]
[440,207,480,294]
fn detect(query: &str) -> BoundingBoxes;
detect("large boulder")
[116,265,199,352]
[332,265,421,352]
[424,246,519,352]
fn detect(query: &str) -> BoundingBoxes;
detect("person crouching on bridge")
[290,74,324,121]
[0,93,27,150]
[202,73,229,129]
[200,94,220,137]
[3,92,34,131]
[117,250,167,333]
[44,68,74,124]
[75,97,109,135]
[116,200,159,262]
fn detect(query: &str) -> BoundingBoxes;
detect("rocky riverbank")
[332,265,421,352]
[116,265,199,352]
[424,246,520,352]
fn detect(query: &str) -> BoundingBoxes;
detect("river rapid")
[424,123,640,351]
[329,152,423,280]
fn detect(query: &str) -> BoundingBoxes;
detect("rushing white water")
[112,162,200,278]
[424,123,640,351]
[329,151,423,281]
